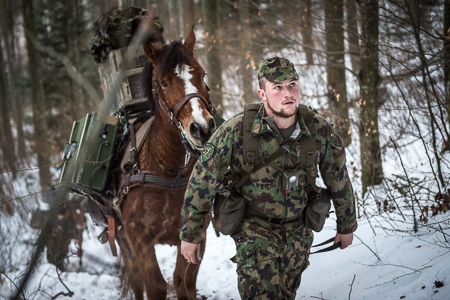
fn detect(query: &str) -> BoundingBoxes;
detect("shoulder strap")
[299,105,320,192]
[243,104,261,167]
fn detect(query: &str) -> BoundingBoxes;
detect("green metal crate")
[60,112,119,193]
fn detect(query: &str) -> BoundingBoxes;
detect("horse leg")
[120,243,145,300]
[139,242,167,299]
[128,260,145,300]
[77,231,83,267]
[173,238,206,300]
[127,228,167,300]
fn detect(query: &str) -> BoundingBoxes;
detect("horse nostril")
[189,123,201,139]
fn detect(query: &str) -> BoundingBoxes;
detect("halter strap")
[152,74,213,125]
[150,68,217,159]
[172,92,211,124]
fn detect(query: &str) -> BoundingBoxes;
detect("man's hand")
[181,241,202,264]
[334,233,353,249]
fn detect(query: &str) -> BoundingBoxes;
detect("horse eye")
[203,72,207,80]
[161,80,168,88]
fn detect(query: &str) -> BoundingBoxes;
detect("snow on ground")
[3,210,447,300]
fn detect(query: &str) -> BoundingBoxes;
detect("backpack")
[240,103,320,192]
[213,103,331,235]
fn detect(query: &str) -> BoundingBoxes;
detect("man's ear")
[143,42,159,65]
[257,89,267,102]
[184,26,196,53]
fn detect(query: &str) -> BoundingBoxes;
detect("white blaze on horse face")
[176,64,208,128]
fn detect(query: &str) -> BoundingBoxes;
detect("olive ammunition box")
[60,112,119,194]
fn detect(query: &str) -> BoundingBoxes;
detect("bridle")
[151,68,217,160]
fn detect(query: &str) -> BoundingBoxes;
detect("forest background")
[0,0,449,299]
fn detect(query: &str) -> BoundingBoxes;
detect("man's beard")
[266,97,298,118]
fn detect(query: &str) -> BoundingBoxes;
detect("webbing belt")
[244,205,304,225]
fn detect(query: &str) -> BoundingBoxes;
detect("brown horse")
[117,27,216,300]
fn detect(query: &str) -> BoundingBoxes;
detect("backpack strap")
[298,104,320,192]
[225,103,288,190]
[227,104,320,192]
[243,104,261,169]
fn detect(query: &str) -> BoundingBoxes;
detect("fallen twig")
[354,234,381,261]
[349,274,356,300]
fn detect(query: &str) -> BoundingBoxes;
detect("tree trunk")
[66,0,85,120]
[347,0,360,74]
[357,0,383,195]
[202,0,223,114]
[1,0,25,161]
[325,0,351,146]
[158,0,170,37]
[0,32,17,172]
[183,0,195,30]
[169,0,182,39]
[22,0,52,188]
[445,0,450,130]
[301,0,314,65]
[238,0,257,105]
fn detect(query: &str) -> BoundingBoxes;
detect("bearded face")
[259,79,301,120]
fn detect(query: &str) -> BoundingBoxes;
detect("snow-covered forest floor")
[2,210,449,299]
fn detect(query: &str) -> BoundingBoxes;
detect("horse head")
[143,27,215,151]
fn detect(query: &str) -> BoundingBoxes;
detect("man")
[180,57,357,299]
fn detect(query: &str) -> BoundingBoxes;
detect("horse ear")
[143,42,159,64]
[184,26,196,53]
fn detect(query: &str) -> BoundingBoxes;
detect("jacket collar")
[250,103,312,140]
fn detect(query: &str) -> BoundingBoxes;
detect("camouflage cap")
[258,57,299,83]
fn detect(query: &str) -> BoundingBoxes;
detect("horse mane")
[142,61,155,113]
[142,40,193,112]
[157,41,193,78]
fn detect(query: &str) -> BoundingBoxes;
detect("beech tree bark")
[238,0,257,105]
[325,0,351,146]
[23,0,52,187]
[0,33,17,172]
[0,0,25,160]
[183,0,195,30]
[445,0,450,129]
[347,0,360,74]
[301,0,314,65]
[202,0,223,114]
[357,0,383,195]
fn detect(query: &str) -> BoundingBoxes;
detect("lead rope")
[310,237,342,254]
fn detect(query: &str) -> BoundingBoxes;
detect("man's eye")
[274,86,281,90]
[290,82,296,87]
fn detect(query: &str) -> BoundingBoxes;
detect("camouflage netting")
[91,6,164,63]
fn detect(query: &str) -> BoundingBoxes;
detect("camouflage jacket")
[180,104,357,244]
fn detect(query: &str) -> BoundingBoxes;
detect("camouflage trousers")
[231,216,314,300]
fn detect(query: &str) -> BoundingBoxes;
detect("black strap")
[310,237,342,254]
[128,173,190,187]
[298,105,320,192]
[243,103,261,166]
[226,144,290,190]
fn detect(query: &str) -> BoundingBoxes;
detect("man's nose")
[282,86,292,98]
